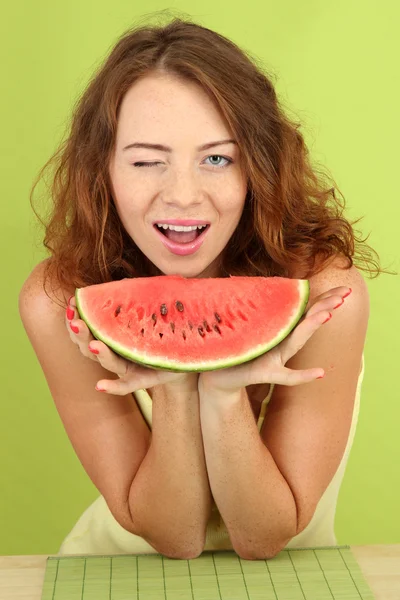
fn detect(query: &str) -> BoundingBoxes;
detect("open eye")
[204,155,232,168]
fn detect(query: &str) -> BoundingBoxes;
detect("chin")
[154,259,219,279]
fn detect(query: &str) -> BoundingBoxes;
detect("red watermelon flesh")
[75,275,310,372]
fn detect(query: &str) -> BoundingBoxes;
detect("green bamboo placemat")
[41,546,376,599]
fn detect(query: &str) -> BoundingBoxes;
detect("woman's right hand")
[65,295,199,395]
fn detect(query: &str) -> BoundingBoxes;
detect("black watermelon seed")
[170,322,175,333]
[198,326,205,338]
[160,304,168,316]
[140,328,144,336]
[127,320,131,329]
[214,312,221,323]
[151,313,157,326]
[175,301,184,312]
[213,324,222,335]
[114,305,122,317]
[203,320,211,332]
[159,332,164,339]
[182,331,187,340]
[188,321,194,330]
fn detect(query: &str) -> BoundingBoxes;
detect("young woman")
[19,17,386,560]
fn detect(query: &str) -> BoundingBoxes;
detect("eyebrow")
[123,139,237,152]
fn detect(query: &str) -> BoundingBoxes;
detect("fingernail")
[342,288,352,299]
[70,322,79,334]
[317,373,325,379]
[95,385,106,392]
[322,313,332,324]
[89,346,99,354]
[333,300,344,310]
[66,306,74,320]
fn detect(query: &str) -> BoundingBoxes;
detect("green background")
[1,1,399,556]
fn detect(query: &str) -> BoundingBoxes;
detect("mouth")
[153,223,211,256]
[154,223,210,242]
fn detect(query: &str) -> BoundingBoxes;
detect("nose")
[162,167,203,209]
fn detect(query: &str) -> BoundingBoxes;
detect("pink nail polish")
[66,306,74,320]
[89,346,99,354]
[342,288,352,299]
[322,313,332,324]
[70,323,79,334]
[95,385,106,392]
[317,374,325,379]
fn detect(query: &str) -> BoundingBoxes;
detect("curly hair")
[29,12,393,307]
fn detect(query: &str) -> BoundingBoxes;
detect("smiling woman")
[20,13,394,561]
[106,71,247,278]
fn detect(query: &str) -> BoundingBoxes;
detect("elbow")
[117,513,205,559]
[234,544,285,561]
[157,544,204,560]
[131,519,206,560]
[144,534,205,560]
[233,536,292,561]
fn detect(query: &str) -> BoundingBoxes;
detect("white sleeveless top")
[58,354,365,555]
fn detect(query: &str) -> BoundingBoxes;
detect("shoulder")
[302,255,370,339]
[310,256,368,293]
[19,258,74,325]
[307,255,369,303]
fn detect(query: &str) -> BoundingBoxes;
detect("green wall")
[1,1,399,555]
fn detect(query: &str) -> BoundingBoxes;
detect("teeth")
[156,224,207,232]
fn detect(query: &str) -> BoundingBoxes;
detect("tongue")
[165,228,198,243]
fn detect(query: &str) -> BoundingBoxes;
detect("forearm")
[198,384,297,559]
[129,382,213,557]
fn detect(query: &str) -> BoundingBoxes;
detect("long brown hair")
[29,12,394,307]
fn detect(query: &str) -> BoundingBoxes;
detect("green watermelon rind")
[75,279,310,373]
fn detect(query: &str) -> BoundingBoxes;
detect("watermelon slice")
[75,275,310,372]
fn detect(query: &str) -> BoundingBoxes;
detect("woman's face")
[109,72,248,278]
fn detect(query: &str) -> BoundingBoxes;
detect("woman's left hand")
[198,285,352,394]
